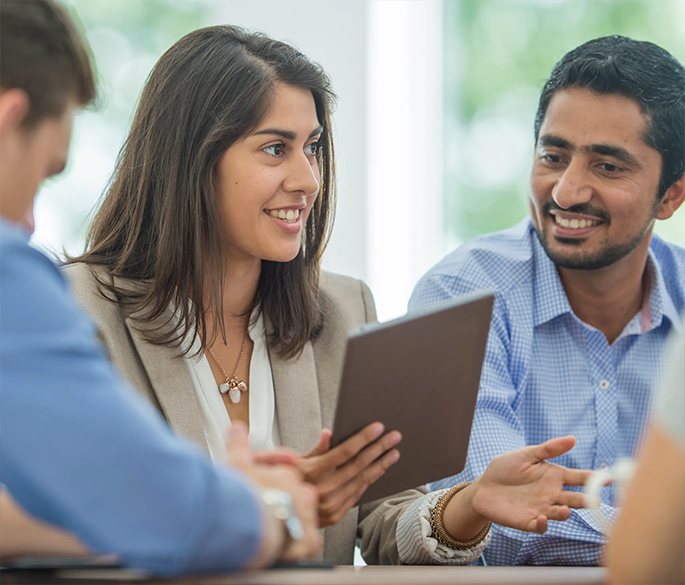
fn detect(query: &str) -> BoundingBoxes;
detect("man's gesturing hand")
[471,435,590,534]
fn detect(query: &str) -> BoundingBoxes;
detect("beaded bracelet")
[429,482,492,551]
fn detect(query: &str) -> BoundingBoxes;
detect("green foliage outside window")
[443,0,685,246]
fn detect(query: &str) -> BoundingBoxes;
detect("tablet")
[330,289,494,505]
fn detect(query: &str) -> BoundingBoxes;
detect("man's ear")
[0,89,30,139]
[656,174,685,221]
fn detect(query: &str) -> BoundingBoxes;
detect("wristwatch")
[260,489,305,549]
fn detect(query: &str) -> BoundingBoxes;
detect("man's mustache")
[542,200,611,225]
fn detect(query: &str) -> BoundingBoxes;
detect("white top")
[185,312,280,460]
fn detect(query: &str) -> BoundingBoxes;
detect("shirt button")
[599,380,610,390]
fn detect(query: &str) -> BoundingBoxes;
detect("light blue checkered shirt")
[410,218,685,566]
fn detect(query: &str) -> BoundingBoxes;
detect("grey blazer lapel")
[270,340,322,456]
[124,315,209,454]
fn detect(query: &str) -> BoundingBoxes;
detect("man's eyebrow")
[586,144,642,169]
[252,126,324,141]
[539,135,642,169]
[538,135,573,150]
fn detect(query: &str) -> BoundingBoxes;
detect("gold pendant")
[220,376,247,404]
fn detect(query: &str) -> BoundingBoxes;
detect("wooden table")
[3,566,606,585]
[7,565,605,585]
[161,566,607,585]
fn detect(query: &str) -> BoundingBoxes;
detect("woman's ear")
[656,174,685,221]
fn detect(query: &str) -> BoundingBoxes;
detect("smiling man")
[410,36,685,565]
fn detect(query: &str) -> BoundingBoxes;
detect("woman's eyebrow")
[252,126,323,140]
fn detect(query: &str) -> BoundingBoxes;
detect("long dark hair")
[70,25,336,359]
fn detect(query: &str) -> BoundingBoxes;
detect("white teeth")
[554,215,598,229]
[267,209,300,223]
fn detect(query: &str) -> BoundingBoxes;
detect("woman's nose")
[284,153,320,196]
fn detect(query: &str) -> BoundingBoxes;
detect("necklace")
[207,329,249,404]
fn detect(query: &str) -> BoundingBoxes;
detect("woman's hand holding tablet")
[297,423,402,527]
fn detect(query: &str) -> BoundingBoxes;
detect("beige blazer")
[63,263,426,565]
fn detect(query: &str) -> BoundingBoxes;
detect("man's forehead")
[539,87,651,148]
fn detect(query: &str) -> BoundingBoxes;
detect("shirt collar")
[646,247,683,334]
[529,218,682,334]
[530,222,574,327]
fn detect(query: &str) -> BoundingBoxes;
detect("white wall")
[367,0,445,321]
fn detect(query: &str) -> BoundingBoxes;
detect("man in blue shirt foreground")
[0,0,320,574]
[411,36,685,566]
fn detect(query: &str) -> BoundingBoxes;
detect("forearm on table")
[0,491,89,558]
[606,425,685,584]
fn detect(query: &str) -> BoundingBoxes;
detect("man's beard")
[533,201,654,271]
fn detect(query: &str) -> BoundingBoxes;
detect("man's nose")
[284,152,320,196]
[552,162,593,209]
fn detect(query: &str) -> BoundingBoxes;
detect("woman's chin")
[262,249,302,264]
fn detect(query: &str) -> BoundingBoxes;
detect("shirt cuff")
[396,489,490,565]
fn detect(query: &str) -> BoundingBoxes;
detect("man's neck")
[557,237,652,345]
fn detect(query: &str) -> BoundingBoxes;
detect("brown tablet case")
[330,290,494,505]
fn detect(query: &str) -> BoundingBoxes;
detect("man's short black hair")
[0,0,96,127]
[534,36,685,198]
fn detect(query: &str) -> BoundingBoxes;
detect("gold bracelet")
[429,483,492,551]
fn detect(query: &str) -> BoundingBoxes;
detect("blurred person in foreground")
[62,21,598,565]
[606,318,685,585]
[411,35,685,565]
[0,0,321,574]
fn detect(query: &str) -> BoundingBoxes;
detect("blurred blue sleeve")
[0,221,262,576]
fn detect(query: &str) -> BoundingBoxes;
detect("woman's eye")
[305,141,320,156]
[263,144,285,156]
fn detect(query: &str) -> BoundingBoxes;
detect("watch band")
[260,489,304,551]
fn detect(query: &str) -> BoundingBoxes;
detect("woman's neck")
[218,258,261,327]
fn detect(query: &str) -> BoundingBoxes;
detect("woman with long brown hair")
[67,25,591,565]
